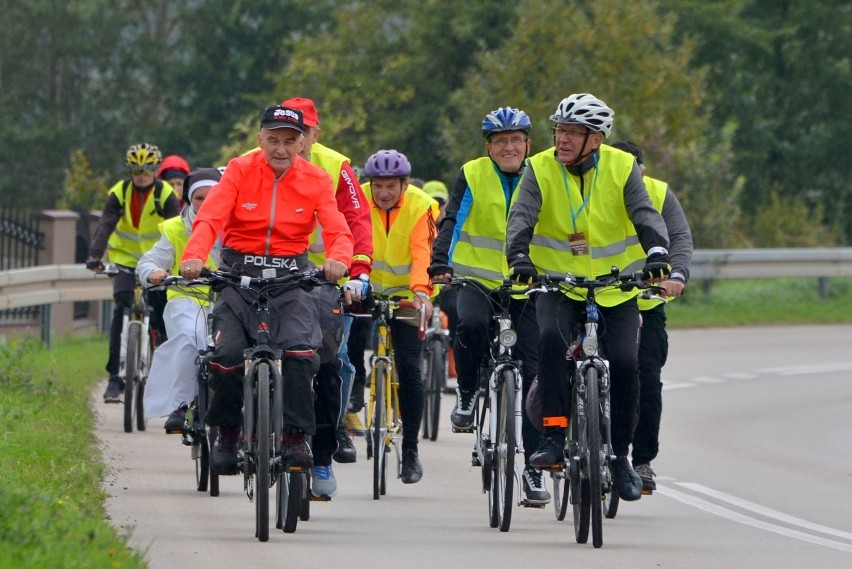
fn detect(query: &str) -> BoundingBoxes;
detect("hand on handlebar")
[86,257,104,272]
[180,259,205,280]
[322,259,348,282]
[147,269,169,285]
[412,292,433,332]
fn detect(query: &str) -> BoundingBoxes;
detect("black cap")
[182,167,222,204]
[611,140,643,165]
[260,105,305,133]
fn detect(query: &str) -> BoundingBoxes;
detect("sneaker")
[212,425,240,475]
[282,433,314,470]
[311,464,337,498]
[343,411,365,437]
[611,455,642,501]
[529,435,565,469]
[522,466,552,505]
[400,449,423,484]
[163,402,188,434]
[450,388,477,431]
[332,427,357,463]
[634,463,657,494]
[102,377,124,403]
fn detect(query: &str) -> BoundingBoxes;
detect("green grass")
[666,277,852,328]
[0,335,145,569]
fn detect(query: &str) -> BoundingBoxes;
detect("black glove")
[86,257,104,271]
[642,252,671,281]
[427,263,453,279]
[510,257,538,285]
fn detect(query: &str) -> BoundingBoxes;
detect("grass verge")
[666,277,851,328]
[0,334,145,569]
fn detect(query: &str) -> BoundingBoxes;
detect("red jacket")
[183,151,353,264]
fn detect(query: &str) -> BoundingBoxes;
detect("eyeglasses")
[552,126,591,139]
[489,135,528,148]
[129,164,156,175]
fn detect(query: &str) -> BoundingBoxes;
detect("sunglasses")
[129,165,157,175]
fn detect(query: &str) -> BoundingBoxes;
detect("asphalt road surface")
[98,324,852,569]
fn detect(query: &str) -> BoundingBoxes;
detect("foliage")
[0,0,847,245]
[750,190,840,247]
[57,149,111,212]
[0,335,145,568]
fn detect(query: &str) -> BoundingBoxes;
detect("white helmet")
[550,93,615,137]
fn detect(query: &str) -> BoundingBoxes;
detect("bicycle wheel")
[207,426,220,497]
[495,368,517,532]
[254,363,271,542]
[124,321,141,433]
[552,469,569,521]
[585,366,604,548]
[136,338,151,432]
[571,384,590,544]
[275,466,288,530]
[371,362,386,500]
[604,464,620,519]
[422,340,444,442]
[193,402,209,493]
[283,472,302,533]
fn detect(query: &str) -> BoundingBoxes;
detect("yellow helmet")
[422,180,449,202]
[125,143,162,170]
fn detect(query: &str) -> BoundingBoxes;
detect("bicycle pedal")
[451,426,475,433]
[538,463,565,472]
[309,495,332,502]
[641,488,654,496]
[520,500,546,509]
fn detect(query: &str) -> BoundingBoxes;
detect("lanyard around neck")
[560,160,598,233]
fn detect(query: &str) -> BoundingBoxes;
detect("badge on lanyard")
[569,232,589,256]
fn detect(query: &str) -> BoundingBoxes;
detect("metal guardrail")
[691,248,852,280]
[0,250,850,344]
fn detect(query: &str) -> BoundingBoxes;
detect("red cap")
[157,154,190,178]
[280,97,319,127]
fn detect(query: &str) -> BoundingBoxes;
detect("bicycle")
[420,304,449,442]
[529,269,662,548]
[359,287,425,500]
[103,264,153,433]
[445,277,526,532]
[197,267,335,541]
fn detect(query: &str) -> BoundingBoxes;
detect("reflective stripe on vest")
[367,185,434,298]
[527,145,645,307]
[450,157,512,289]
[637,176,670,311]
[107,180,175,268]
[307,143,349,267]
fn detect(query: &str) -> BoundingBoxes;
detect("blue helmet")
[481,107,532,138]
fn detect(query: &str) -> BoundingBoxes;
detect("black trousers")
[632,304,668,466]
[106,269,168,376]
[390,320,424,452]
[312,357,343,466]
[453,282,541,462]
[536,293,640,457]
[204,299,319,432]
[346,315,372,411]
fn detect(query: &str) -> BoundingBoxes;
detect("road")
[97,324,852,569]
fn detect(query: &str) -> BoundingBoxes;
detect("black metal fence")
[0,208,44,322]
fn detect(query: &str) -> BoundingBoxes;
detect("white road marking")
[657,484,852,553]
[663,361,852,391]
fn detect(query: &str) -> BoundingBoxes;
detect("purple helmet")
[364,149,412,178]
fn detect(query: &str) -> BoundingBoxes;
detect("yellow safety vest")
[365,184,435,299]
[159,216,217,305]
[107,180,175,268]
[307,142,350,267]
[637,176,670,311]
[451,157,513,289]
[526,145,645,307]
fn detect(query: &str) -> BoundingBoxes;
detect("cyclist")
[137,168,222,433]
[428,107,549,504]
[422,180,449,224]
[505,93,671,502]
[361,149,438,484]
[280,96,373,495]
[157,154,191,197]
[611,140,693,493]
[179,105,353,475]
[86,143,181,403]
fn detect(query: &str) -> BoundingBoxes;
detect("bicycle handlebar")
[526,270,665,297]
